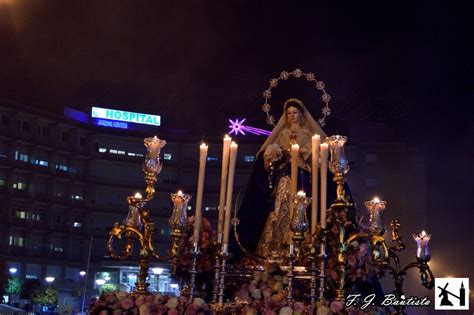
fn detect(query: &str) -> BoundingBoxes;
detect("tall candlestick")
[217,135,232,243]
[223,142,238,248]
[320,143,329,229]
[311,135,320,235]
[193,143,208,246]
[290,143,299,218]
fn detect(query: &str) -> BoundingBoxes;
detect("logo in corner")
[434,277,469,310]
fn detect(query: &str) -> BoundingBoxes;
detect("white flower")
[318,118,326,127]
[279,306,293,315]
[269,78,278,87]
[250,288,262,299]
[166,297,179,309]
[263,90,272,99]
[193,297,206,308]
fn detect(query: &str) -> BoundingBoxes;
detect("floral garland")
[261,68,331,127]
[232,265,387,315]
[90,291,209,315]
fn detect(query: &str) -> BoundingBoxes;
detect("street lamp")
[79,271,86,277]
[9,267,17,274]
[95,279,106,286]
[45,276,55,288]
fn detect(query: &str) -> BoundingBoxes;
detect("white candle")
[223,142,238,248]
[217,135,232,243]
[320,143,329,229]
[290,143,299,218]
[193,143,208,245]
[311,135,320,235]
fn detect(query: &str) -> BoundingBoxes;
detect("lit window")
[207,156,218,161]
[73,222,82,228]
[117,150,125,155]
[127,152,136,156]
[56,164,68,172]
[99,148,107,153]
[0,179,5,186]
[26,275,38,279]
[9,236,25,247]
[52,246,63,252]
[29,213,42,221]
[14,150,29,162]
[187,206,192,211]
[244,155,255,162]
[31,159,49,167]
[205,206,216,211]
[164,153,172,160]
[15,210,27,219]
[109,149,118,154]
[13,182,27,190]
[136,153,143,157]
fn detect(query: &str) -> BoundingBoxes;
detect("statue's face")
[286,106,302,125]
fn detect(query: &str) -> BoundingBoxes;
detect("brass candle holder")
[107,136,166,296]
[169,191,192,258]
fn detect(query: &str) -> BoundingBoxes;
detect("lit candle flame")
[134,192,142,199]
[297,190,306,196]
[373,197,380,203]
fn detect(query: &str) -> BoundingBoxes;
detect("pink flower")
[330,300,344,313]
[120,298,134,310]
[168,309,179,315]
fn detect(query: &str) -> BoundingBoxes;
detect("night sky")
[1,0,472,304]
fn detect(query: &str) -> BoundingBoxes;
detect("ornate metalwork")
[169,191,192,258]
[107,136,165,296]
[374,220,434,315]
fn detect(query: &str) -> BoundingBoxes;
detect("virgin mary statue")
[236,98,348,258]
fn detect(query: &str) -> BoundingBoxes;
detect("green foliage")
[33,287,58,307]
[99,283,118,295]
[5,277,22,294]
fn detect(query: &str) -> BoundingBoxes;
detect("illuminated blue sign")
[96,119,129,129]
[91,107,161,126]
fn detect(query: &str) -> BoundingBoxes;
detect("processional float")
[106,69,434,315]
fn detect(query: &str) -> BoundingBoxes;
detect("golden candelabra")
[107,136,166,296]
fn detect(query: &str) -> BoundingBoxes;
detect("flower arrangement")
[90,292,209,315]
[174,216,214,277]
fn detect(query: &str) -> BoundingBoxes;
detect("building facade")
[0,102,427,310]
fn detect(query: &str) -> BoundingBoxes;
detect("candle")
[217,135,232,243]
[290,143,299,218]
[193,143,208,246]
[223,142,238,248]
[320,143,329,229]
[311,135,320,235]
